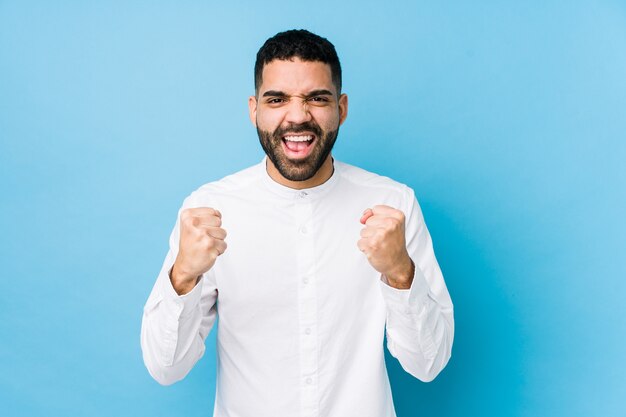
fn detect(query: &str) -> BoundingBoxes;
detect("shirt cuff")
[157,268,204,319]
[379,264,429,313]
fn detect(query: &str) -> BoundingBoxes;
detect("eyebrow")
[262,89,334,98]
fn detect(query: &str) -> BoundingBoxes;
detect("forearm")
[140,256,217,385]
[141,301,207,385]
[380,267,454,382]
[381,191,454,381]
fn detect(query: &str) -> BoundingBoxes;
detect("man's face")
[249,58,348,182]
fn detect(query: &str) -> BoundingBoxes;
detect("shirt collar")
[259,156,340,201]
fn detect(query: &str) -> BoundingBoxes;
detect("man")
[141,29,453,417]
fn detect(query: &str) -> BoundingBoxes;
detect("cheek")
[312,109,341,129]
[256,109,284,131]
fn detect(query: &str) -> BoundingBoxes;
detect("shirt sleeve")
[379,188,454,382]
[140,198,218,386]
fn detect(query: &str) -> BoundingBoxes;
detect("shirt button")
[305,328,311,335]
[305,377,312,385]
[302,277,309,285]
[300,226,308,234]
[299,191,308,198]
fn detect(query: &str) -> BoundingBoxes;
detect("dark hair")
[254,29,342,94]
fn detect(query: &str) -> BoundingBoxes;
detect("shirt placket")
[295,190,319,417]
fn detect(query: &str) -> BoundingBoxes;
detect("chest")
[209,194,383,315]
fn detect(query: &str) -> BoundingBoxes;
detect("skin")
[359,207,414,289]
[170,207,227,295]
[249,58,347,189]
[170,58,413,295]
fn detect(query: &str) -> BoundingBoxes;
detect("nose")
[284,98,312,124]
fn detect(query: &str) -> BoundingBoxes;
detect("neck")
[266,156,334,190]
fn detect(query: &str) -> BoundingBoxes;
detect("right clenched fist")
[170,207,227,295]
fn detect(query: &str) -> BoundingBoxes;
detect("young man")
[141,29,454,417]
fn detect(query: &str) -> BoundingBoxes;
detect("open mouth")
[281,134,316,159]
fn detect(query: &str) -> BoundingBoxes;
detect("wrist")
[384,256,414,290]
[170,263,201,295]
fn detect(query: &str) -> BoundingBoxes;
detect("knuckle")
[180,210,192,224]
[181,218,194,232]
[389,218,402,231]
[204,237,215,250]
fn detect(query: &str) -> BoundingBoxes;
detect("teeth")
[284,135,313,142]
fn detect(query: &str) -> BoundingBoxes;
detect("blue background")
[1,1,625,416]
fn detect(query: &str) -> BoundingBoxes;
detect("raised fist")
[358,205,414,289]
[170,207,227,294]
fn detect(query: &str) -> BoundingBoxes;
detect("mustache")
[273,122,322,139]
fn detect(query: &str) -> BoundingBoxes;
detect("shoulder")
[335,161,427,230]
[334,160,419,218]
[335,160,415,199]
[183,161,264,207]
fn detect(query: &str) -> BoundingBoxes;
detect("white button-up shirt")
[141,158,454,417]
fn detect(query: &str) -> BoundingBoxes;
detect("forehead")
[259,58,335,95]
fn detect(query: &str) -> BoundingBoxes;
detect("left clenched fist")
[357,205,414,289]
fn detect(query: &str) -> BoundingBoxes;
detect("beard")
[257,121,339,182]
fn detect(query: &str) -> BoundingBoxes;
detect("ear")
[248,96,258,127]
[338,93,348,126]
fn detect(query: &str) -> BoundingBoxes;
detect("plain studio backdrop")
[1,1,625,416]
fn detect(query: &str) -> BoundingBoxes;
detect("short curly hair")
[254,29,342,94]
